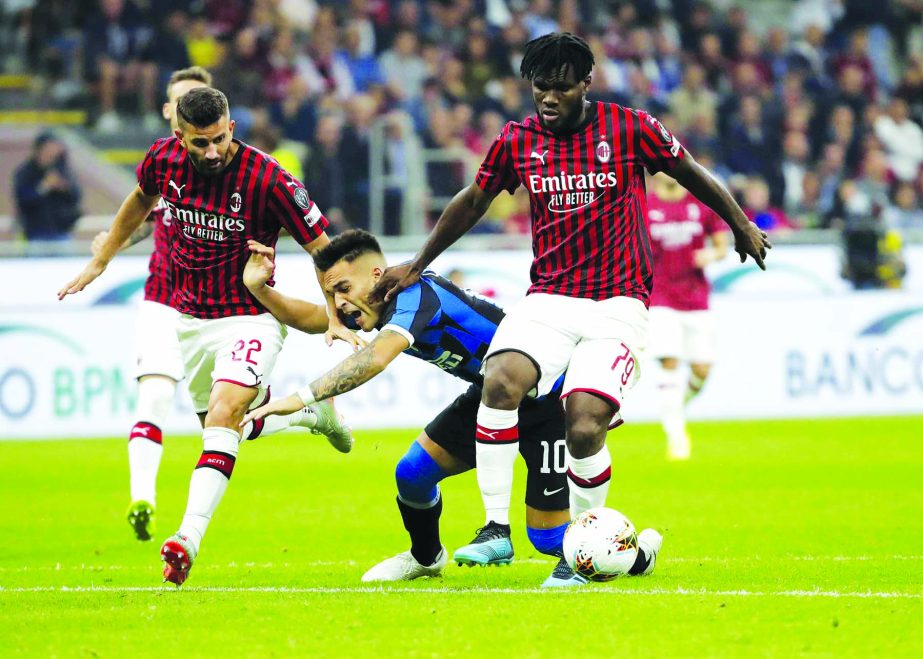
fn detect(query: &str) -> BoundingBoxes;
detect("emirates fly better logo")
[528,170,618,214]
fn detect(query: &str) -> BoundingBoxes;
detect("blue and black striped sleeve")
[378,282,441,346]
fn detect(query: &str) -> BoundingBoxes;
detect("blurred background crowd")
[2,0,922,286]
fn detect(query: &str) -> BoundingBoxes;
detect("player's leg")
[649,307,689,459]
[515,402,585,586]
[126,300,185,540]
[561,296,648,516]
[363,387,478,581]
[684,310,718,405]
[362,434,469,582]
[162,314,283,585]
[472,295,576,536]
[126,375,177,540]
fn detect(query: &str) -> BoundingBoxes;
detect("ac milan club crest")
[230,192,242,213]
[596,140,611,163]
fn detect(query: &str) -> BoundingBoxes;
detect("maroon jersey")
[137,137,328,319]
[475,101,683,304]
[648,191,726,311]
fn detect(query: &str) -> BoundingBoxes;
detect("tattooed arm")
[239,330,410,424]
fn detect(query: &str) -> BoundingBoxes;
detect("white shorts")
[177,313,287,414]
[484,293,648,415]
[648,307,717,363]
[134,300,184,381]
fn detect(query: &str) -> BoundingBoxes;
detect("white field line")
[0,585,920,599]
[1,555,921,573]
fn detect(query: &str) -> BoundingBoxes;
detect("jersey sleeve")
[379,281,440,347]
[137,140,164,196]
[474,122,520,195]
[636,111,684,174]
[267,169,329,244]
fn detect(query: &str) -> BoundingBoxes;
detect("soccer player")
[90,67,344,543]
[240,231,640,586]
[59,87,353,585]
[375,33,771,566]
[647,172,730,460]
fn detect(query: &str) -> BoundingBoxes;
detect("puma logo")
[168,180,186,197]
[530,150,548,165]
[246,366,262,386]
[478,429,499,440]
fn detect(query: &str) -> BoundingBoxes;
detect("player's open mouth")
[542,109,559,120]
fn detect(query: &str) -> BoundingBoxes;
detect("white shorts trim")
[177,313,287,413]
[648,307,717,363]
[134,300,184,381]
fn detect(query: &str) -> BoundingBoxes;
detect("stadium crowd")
[4,0,923,248]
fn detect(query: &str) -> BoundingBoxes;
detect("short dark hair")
[166,66,212,97]
[519,32,595,82]
[314,229,383,272]
[176,87,228,129]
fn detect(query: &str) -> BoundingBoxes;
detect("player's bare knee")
[565,414,609,458]
[204,399,246,430]
[482,353,536,408]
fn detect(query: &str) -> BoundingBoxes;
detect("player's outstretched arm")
[91,220,154,257]
[372,183,498,303]
[244,240,330,334]
[239,330,409,425]
[669,150,771,271]
[58,186,160,300]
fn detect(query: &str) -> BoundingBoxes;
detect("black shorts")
[424,384,569,511]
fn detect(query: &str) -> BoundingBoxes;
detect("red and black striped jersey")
[143,200,173,306]
[138,137,328,319]
[475,101,684,304]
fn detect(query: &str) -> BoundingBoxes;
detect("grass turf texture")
[1,417,921,658]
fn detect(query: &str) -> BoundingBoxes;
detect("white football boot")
[635,528,663,576]
[361,547,448,582]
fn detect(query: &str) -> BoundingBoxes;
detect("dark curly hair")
[519,32,595,81]
[176,86,228,128]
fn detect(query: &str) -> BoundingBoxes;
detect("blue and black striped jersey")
[377,272,505,386]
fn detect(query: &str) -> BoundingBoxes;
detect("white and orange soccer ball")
[563,507,639,581]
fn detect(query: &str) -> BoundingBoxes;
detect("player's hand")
[240,393,304,426]
[693,247,719,269]
[91,231,108,257]
[732,222,772,271]
[244,240,275,290]
[369,262,420,304]
[57,258,106,300]
[325,310,368,351]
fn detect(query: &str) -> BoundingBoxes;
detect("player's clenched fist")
[243,239,276,291]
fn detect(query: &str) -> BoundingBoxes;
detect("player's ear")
[162,102,171,121]
[372,266,384,280]
[228,118,236,137]
[583,75,592,93]
[173,128,183,141]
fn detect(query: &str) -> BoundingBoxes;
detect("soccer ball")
[563,507,639,581]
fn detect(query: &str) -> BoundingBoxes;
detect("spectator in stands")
[185,15,223,69]
[303,114,349,233]
[791,171,824,228]
[669,62,717,134]
[724,95,776,179]
[13,132,82,241]
[379,30,428,102]
[782,131,811,212]
[888,182,923,230]
[337,21,384,94]
[742,177,795,232]
[874,97,923,182]
[84,0,159,132]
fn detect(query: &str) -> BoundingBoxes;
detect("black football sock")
[397,495,443,566]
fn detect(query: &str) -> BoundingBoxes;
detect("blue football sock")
[527,522,569,557]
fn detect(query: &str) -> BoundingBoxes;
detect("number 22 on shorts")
[611,342,635,386]
[231,339,262,365]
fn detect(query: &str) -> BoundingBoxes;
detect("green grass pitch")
[1,417,921,657]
